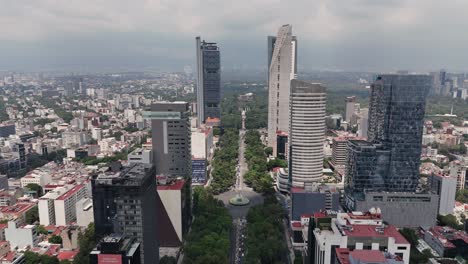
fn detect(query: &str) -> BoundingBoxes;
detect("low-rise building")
[127,147,152,165]
[305,211,410,264]
[335,248,404,264]
[20,166,53,188]
[4,221,39,249]
[0,203,37,225]
[423,226,468,258]
[90,235,141,264]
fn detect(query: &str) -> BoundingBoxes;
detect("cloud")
[0,0,468,71]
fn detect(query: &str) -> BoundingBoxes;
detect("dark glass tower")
[196,37,221,125]
[92,164,158,264]
[346,74,431,193]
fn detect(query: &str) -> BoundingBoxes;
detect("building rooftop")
[94,163,153,186]
[56,184,84,200]
[343,224,408,244]
[428,226,468,248]
[0,202,35,215]
[157,179,185,191]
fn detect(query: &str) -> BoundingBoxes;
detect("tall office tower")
[267,25,297,156]
[195,37,221,125]
[365,74,431,192]
[149,102,191,178]
[289,80,326,187]
[345,74,437,227]
[92,164,158,264]
[347,74,430,193]
[344,96,356,123]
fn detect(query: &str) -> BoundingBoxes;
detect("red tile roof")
[350,250,386,262]
[56,184,84,201]
[344,225,408,244]
[0,202,35,216]
[157,179,185,191]
[57,250,78,261]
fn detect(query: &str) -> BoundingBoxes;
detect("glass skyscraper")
[195,37,221,125]
[346,74,431,193]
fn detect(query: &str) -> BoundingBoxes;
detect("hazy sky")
[1,0,468,72]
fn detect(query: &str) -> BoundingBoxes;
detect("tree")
[37,225,48,235]
[264,147,273,156]
[399,228,419,246]
[73,223,97,264]
[25,206,39,224]
[456,189,468,203]
[25,183,43,196]
[49,235,63,244]
[184,188,231,264]
[160,256,177,264]
[244,195,288,263]
[437,214,463,230]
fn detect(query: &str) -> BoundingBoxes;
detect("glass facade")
[346,74,431,193]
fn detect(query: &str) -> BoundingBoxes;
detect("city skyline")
[2,1,468,72]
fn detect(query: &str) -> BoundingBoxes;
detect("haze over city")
[2,0,468,72]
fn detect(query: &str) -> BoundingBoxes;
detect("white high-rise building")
[267,25,297,156]
[289,80,326,187]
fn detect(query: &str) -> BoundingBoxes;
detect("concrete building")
[335,248,404,264]
[4,221,39,249]
[90,235,141,264]
[195,37,221,125]
[331,137,349,167]
[92,164,158,264]
[428,174,457,215]
[62,130,88,148]
[191,127,213,159]
[38,184,87,226]
[76,198,94,227]
[156,178,191,249]
[305,211,410,264]
[289,80,326,187]
[276,168,289,193]
[20,169,52,188]
[449,161,467,190]
[267,24,297,157]
[354,108,369,138]
[345,96,356,123]
[349,192,439,227]
[148,102,191,179]
[91,127,102,141]
[0,203,36,225]
[127,148,153,165]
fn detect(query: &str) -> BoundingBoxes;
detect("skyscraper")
[344,74,437,227]
[148,102,191,179]
[267,25,297,157]
[195,37,221,125]
[289,80,326,187]
[347,74,431,193]
[92,163,158,264]
[344,96,356,123]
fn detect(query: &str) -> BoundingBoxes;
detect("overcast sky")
[1,0,468,72]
